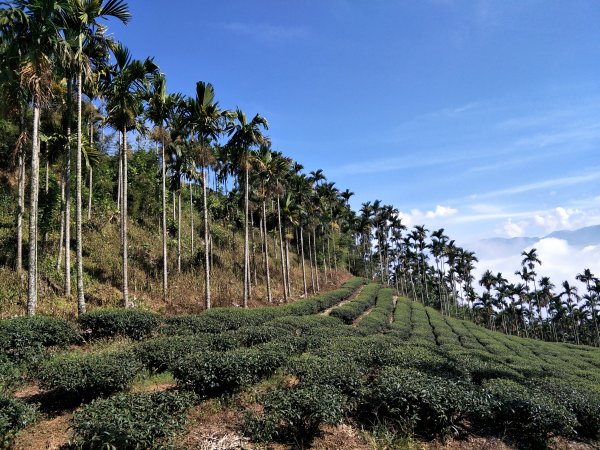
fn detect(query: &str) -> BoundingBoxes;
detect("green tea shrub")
[78,308,160,340]
[72,391,195,449]
[244,385,346,445]
[479,378,577,447]
[358,288,395,334]
[287,355,365,400]
[35,350,142,397]
[0,316,81,363]
[368,367,472,438]
[330,283,381,324]
[533,380,600,439]
[173,342,289,396]
[0,393,37,448]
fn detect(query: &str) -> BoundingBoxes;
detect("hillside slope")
[4,281,600,449]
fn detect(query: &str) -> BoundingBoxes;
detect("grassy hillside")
[0,186,349,319]
[2,279,599,449]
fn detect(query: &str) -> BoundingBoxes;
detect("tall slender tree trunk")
[243,163,249,307]
[308,230,315,293]
[177,188,181,273]
[65,79,72,298]
[16,143,25,279]
[202,166,211,309]
[322,239,329,283]
[75,70,86,315]
[285,238,291,297]
[313,229,320,292]
[57,177,65,271]
[87,120,93,221]
[117,133,121,213]
[276,195,288,302]
[300,225,307,297]
[27,103,41,316]
[161,135,168,303]
[190,182,194,257]
[122,127,129,307]
[262,201,272,303]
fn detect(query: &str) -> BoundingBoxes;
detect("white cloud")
[398,205,458,227]
[500,218,526,238]
[473,238,600,294]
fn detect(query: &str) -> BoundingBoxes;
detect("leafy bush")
[244,385,347,445]
[78,308,160,340]
[135,335,206,373]
[173,341,290,396]
[72,390,195,449]
[368,367,472,438]
[358,288,395,334]
[0,316,81,363]
[532,380,600,439]
[479,378,577,447]
[330,283,381,324]
[287,355,365,402]
[35,350,142,397]
[232,325,289,347]
[0,393,37,448]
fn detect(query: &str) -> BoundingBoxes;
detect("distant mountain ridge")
[469,224,600,258]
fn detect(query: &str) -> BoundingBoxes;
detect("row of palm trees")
[355,203,600,346]
[0,0,357,316]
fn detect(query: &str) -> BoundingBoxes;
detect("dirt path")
[352,305,374,326]
[13,412,72,450]
[320,284,365,316]
[388,295,398,324]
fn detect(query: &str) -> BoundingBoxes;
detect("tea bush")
[330,283,381,324]
[478,378,577,447]
[0,316,81,363]
[0,393,37,448]
[35,350,142,397]
[78,308,160,340]
[72,390,195,449]
[244,385,347,445]
[368,367,472,438]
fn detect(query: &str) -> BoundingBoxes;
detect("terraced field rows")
[2,282,600,448]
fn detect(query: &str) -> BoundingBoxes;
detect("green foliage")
[357,288,395,334]
[368,367,472,438]
[0,393,37,449]
[35,350,142,397]
[330,283,381,324]
[173,341,292,396]
[0,316,81,363]
[71,390,195,449]
[244,385,346,445]
[78,308,161,340]
[479,378,577,448]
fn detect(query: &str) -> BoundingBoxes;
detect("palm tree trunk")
[122,127,129,307]
[322,238,329,283]
[262,201,272,303]
[16,144,25,279]
[161,135,168,303]
[285,238,291,297]
[87,120,93,221]
[75,70,86,315]
[65,79,72,298]
[276,195,288,302]
[56,176,65,271]
[202,166,211,309]
[190,182,194,257]
[243,163,249,307]
[117,132,121,213]
[300,225,307,297]
[313,229,320,292]
[27,103,41,316]
[308,230,315,293]
[177,188,181,273]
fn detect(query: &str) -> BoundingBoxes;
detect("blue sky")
[109,0,600,242]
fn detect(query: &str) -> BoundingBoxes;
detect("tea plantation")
[2,277,600,449]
